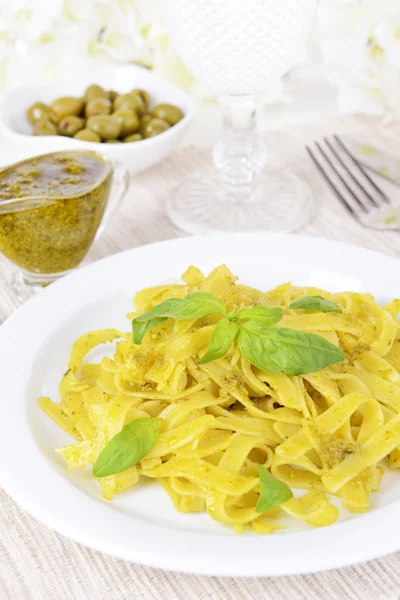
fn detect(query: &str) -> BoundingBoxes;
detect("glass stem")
[213,95,267,201]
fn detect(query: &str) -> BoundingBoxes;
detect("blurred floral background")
[0,0,399,120]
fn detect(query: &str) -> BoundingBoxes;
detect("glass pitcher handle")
[96,161,129,238]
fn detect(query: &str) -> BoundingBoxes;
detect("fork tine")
[314,141,369,213]
[324,137,381,209]
[306,145,356,217]
[334,135,390,204]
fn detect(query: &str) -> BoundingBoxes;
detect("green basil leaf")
[198,318,239,364]
[132,316,167,344]
[238,320,345,376]
[135,292,226,322]
[256,464,293,512]
[289,295,342,313]
[234,305,283,325]
[134,298,187,322]
[93,418,161,477]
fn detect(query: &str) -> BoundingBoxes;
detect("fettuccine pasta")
[39,265,400,533]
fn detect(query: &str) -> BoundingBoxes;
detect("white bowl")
[0,65,196,175]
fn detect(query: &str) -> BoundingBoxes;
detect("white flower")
[74,1,145,64]
[0,1,63,43]
[0,0,146,89]
[316,0,400,117]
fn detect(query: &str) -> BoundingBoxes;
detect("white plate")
[1,233,400,578]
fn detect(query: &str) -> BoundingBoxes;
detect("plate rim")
[1,231,400,578]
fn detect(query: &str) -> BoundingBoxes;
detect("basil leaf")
[132,316,167,344]
[135,292,226,322]
[238,320,345,376]
[289,295,342,313]
[256,464,293,512]
[93,418,161,477]
[234,305,283,325]
[198,318,239,364]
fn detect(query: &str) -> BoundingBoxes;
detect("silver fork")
[307,135,400,231]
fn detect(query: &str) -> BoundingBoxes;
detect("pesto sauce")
[0,150,112,273]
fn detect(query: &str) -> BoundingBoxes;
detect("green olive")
[108,90,119,102]
[87,115,121,141]
[58,116,85,137]
[151,103,184,126]
[33,117,57,136]
[131,89,151,110]
[85,97,112,118]
[113,93,145,116]
[50,97,84,122]
[27,85,178,143]
[123,133,143,143]
[84,84,108,102]
[112,109,140,137]
[143,118,170,138]
[73,128,101,142]
[26,102,55,125]
[105,140,121,143]
[139,114,152,136]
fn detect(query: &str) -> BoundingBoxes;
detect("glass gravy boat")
[0,150,129,301]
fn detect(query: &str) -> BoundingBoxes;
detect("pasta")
[39,264,400,533]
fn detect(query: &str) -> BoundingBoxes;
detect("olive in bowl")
[25,82,185,146]
[2,65,195,174]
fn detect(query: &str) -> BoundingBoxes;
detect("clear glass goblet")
[164,0,317,234]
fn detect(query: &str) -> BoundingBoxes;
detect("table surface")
[1,114,400,600]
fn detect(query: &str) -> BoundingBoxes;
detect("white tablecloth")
[1,115,400,600]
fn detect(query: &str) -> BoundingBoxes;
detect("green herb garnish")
[132,316,167,344]
[134,292,226,321]
[289,295,342,313]
[132,293,226,343]
[199,318,239,364]
[234,305,283,325]
[132,292,345,375]
[237,321,345,376]
[93,417,161,477]
[256,464,293,512]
